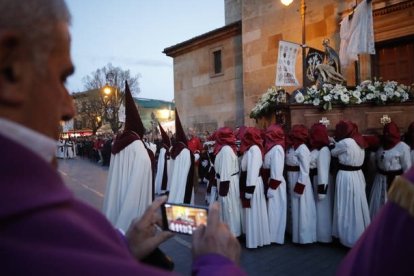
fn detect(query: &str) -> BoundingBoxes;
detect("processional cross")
[380,114,391,125]
[319,117,330,127]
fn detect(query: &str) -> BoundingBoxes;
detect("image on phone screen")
[162,203,208,235]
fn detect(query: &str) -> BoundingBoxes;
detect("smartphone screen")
[161,203,208,235]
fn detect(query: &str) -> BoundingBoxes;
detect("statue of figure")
[314,64,346,89]
[311,38,346,89]
[323,38,341,74]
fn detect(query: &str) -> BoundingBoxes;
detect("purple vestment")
[337,165,414,275]
[0,134,244,275]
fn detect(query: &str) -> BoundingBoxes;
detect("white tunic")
[241,145,271,248]
[285,144,317,244]
[154,147,171,195]
[369,142,412,219]
[263,145,287,244]
[310,147,333,243]
[168,148,194,204]
[214,145,242,237]
[102,140,153,233]
[331,138,370,247]
[56,140,65,159]
[66,141,76,159]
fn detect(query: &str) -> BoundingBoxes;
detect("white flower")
[366,93,374,100]
[295,92,305,103]
[340,94,350,103]
[368,84,376,92]
[380,94,387,102]
[385,87,394,94]
[323,94,332,102]
[313,98,320,106]
[352,90,361,98]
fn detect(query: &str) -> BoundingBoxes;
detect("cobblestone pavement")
[58,157,349,276]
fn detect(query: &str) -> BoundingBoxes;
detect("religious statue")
[323,38,341,73]
[313,38,346,89]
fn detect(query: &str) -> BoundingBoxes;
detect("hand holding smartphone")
[161,203,208,235]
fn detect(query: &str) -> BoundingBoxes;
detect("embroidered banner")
[275,40,300,87]
[305,47,324,87]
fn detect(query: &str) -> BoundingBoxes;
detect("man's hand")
[125,196,174,260]
[192,202,241,264]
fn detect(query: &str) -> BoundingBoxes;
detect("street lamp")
[102,84,118,103]
[103,86,112,95]
[101,78,121,133]
[281,0,307,88]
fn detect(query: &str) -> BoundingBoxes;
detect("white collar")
[0,118,56,163]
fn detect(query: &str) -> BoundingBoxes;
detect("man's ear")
[0,31,25,105]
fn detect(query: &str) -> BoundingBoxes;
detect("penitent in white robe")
[263,145,287,244]
[168,148,194,204]
[66,141,76,159]
[285,144,317,244]
[331,138,370,247]
[102,140,153,233]
[241,145,271,249]
[369,142,411,219]
[214,145,242,237]
[154,147,171,195]
[310,147,334,243]
[56,140,65,159]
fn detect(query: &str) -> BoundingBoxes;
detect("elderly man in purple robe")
[0,0,244,275]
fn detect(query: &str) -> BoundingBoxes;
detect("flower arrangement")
[357,79,411,104]
[294,79,412,110]
[300,83,362,110]
[250,86,287,119]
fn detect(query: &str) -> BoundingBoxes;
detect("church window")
[213,50,222,74]
[210,46,223,77]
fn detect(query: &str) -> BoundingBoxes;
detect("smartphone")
[161,203,208,235]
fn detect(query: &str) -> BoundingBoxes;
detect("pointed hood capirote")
[158,122,171,148]
[174,108,187,146]
[171,108,188,159]
[111,81,145,154]
[123,81,145,138]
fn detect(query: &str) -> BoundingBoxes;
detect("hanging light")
[281,0,294,6]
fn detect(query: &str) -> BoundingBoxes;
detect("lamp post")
[281,0,307,89]
[101,72,122,134]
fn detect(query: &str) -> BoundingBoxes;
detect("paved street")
[58,157,348,276]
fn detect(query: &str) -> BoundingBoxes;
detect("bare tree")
[73,90,103,135]
[82,63,141,134]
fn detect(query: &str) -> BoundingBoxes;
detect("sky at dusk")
[66,0,225,101]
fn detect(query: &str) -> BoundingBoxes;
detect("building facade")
[164,0,414,130]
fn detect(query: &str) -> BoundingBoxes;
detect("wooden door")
[373,36,414,85]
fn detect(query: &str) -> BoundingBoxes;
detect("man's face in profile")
[21,22,75,140]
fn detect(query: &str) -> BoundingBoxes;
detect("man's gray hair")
[0,0,71,68]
